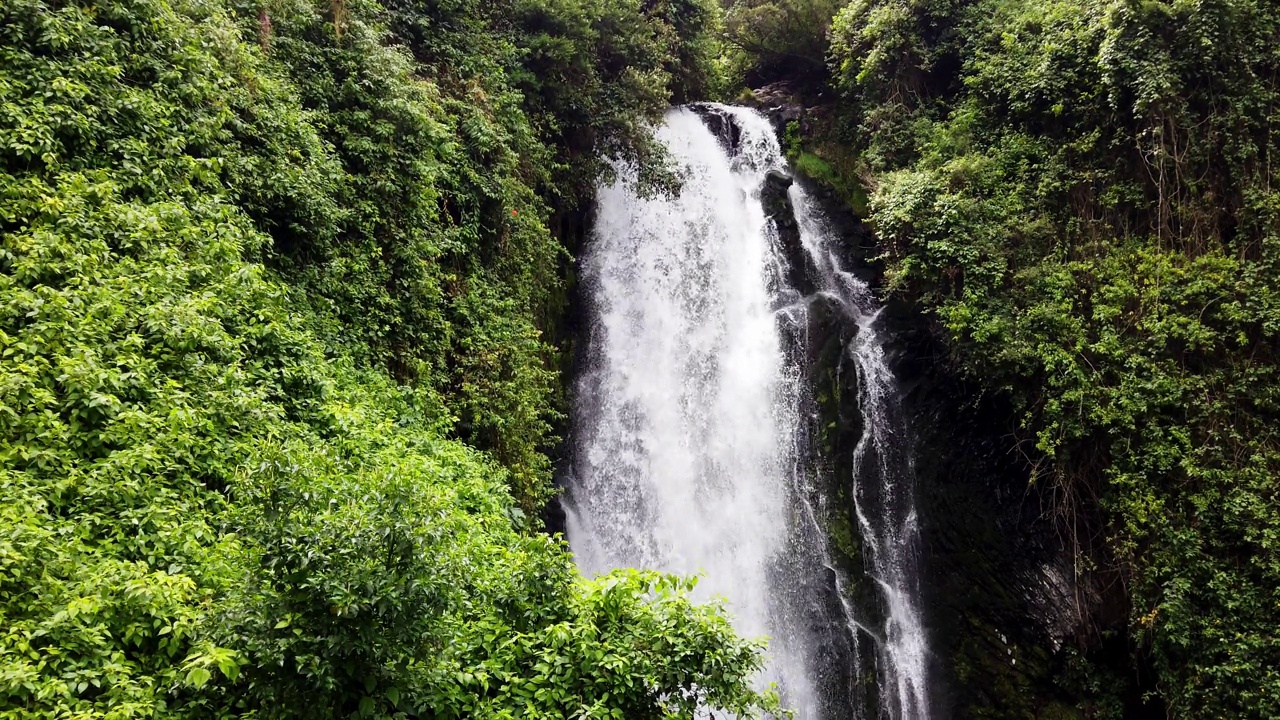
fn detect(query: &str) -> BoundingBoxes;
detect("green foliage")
[784,120,870,216]
[830,0,959,100]
[723,0,847,84]
[234,0,728,505]
[0,0,782,717]
[382,0,723,203]
[828,0,1280,715]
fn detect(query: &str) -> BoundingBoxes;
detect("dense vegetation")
[725,0,1280,716]
[6,0,1277,713]
[0,0,790,716]
[722,0,844,83]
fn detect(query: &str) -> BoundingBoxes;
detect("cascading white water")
[565,104,931,719]
[564,105,819,712]
[790,188,932,720]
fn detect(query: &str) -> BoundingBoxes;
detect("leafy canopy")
[828,0,1280,715]
[0,0,784,717]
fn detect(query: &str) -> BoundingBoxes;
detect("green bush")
[723,0,847,84]
[830,0,1280,714]
[0,0,784,716]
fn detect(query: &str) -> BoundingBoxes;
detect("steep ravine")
[556,102,1146,719]
[752,99,1156,719]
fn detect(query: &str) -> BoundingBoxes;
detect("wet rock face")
[784,156,1120,717]
[748,81,806,127]
[760,169,821,298]
[689,102,742,155]
[900,364,1063,717]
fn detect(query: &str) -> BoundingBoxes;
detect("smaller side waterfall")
[789,188,932,720]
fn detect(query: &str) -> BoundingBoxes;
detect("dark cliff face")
[883,282,1161,720]
[732,101,1143,718]
[541,203,592,538]
[794,173,1091,720]
[887,310,1075,719]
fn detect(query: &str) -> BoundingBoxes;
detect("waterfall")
[790,187,933,720]
[564,104,932,719]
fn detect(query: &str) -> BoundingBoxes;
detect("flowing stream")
[564,105,932,719]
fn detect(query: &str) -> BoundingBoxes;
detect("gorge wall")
[535,90,1170,718]
[776,116,1160,718]
[746,102,1152,719]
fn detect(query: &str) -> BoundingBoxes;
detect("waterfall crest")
[565,104,932,719]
